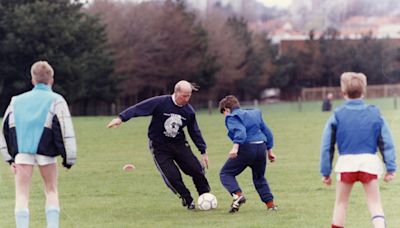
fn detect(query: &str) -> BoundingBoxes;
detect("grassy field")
[1,98,400,227]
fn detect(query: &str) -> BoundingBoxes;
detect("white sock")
[15,208,29,228]
[46,206,60,228]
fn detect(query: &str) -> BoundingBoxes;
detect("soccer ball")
[197,193,217,211]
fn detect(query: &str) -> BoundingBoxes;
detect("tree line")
[0,0,399,114]
[271,29,400,99]
[0,0,115,114]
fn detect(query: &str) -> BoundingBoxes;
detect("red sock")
[331,224,344,228]
[234,192,241,196]
[266,201,274,208]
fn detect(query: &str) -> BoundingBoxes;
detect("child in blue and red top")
[320,72,396,228]
[219,95,277,213]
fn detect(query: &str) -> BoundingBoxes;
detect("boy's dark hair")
[219,95,240,113]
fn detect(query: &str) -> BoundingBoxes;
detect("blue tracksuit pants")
[220,143,274,203]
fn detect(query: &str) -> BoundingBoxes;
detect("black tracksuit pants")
[149,140,210,205]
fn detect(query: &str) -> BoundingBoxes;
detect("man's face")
[175,89,192,106]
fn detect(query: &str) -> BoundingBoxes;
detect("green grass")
[1,98,400,227]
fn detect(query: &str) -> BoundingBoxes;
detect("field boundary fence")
[301,84,400,101]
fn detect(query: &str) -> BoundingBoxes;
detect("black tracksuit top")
[119,95,207,154]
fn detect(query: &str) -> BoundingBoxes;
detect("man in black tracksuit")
[107,80,210,209]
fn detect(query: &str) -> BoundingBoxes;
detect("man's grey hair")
[31,61,54,84]
[174,80,199,93]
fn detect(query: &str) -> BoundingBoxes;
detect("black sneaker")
[229,194,246,213]
[181,197,187,207]
[187,201,195,210]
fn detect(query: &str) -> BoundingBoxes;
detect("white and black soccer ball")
[197,193,217,211]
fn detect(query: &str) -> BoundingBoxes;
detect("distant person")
[218,95,277,213]
[107,80,211,210]
[0,61,77,228]
[322,92,333,112]
[320,72,396,228]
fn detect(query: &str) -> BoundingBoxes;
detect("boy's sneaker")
[187,201,195,210]
[229,194,246,213]
[267,205,278,212]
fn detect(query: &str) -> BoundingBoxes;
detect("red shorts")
[339,171,377,184]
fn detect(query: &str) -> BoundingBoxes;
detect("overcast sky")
[256,0,293,8]
[87,0,295,9]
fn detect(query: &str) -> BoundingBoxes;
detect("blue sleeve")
[119,96,161,122]
[187,112,207,154]
[320,115,337,177]
[226,116,247,144]
[259,112,274,149]
[378,118,397,173]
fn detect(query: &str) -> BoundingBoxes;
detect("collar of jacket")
[34,83,52,91]
[344,99,365,105]
[343,99,367,110]
[229,107,241,115]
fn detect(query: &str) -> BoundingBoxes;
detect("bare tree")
[203,10,248,99]
[88,0,212,104]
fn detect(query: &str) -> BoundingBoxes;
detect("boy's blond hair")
[340,72,367,99]
[31,61,54,84]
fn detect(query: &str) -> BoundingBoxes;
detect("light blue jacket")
[13,84,61,153]
[0,84,77,168]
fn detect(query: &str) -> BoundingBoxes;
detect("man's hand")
[107,117,122,128]
[322,176,332,186]
[267,149,276,162]
[384,172,395,183]
[202,153,209,169]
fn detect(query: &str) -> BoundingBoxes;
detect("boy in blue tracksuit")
[320,72,396,228]
[218,95,277,213]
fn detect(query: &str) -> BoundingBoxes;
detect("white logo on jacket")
[163,113,183,138]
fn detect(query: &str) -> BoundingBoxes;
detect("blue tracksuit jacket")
[226,108,273,149]
[320,99,396,177]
